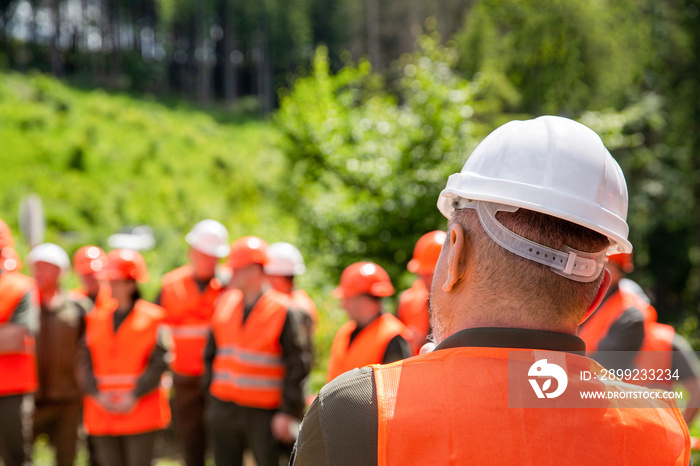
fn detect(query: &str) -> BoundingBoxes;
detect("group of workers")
[0,209,444,466]
[1,115,697,465]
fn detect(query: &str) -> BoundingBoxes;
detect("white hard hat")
[186,220,230,258]
[28,243,71,272]
[437,115,631,282]
[264,242,306,276]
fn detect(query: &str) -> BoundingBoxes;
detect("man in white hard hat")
[155,220,229,466]
[0,219,38,466]
[28,243,86,466]
[291,116,690,465]
[264,242,318,334]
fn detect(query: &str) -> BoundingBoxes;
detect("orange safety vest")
[327,313,410,382]
[83,298,171,435]
[373,348,690,465]
[160,265,222,376]
[0,271,38,396]
[288,289,319,328]
[209,289,289,409]
[579,288,674,386]
[69,286,109,313]
[396,279,429,355]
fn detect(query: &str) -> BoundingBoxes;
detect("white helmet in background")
[28,243,71,272]
[264,242,306,276]
[186,220,230,258]
[437,115,631,283]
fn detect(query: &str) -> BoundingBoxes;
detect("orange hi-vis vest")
[373,347,690,466]
[0,271,38,396]
[160,265,222,376]
[210,289,289,409]
[327,313,410,382]
[83,298,171,435]
[288,289,319,328]
[396,279,429,355]
[579,288,675,387]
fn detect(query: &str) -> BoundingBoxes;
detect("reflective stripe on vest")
[84,299,170,436]
[374,347,690,466]
[209,289,289,409]
[327,313,410,382]
[161,265,222,376]
[0,271,38,395]
[169,324,210,338]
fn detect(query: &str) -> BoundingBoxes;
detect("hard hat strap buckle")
[462,200,607,282]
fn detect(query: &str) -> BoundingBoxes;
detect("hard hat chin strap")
[452,199,607,283]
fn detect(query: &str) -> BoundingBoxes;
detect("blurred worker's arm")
[291,367,377,465]
[382,334,411,364]
[132,328,168,398]
[593,307,645,369]
[272,309,313,443]
[201,331,216,392]
[279,308,312,419]
[75,336,98,395]
[672,334,700,425]
[0,291,38,353]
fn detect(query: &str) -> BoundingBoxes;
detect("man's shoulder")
[293,367,378,466]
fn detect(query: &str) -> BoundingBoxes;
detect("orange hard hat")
[100,249,149,282]
[228,236,269,269]
[333,262,395,299]
[407,230,447,274]
[73,246,107,275]
[0,219,14,249]
[607,253,634,273]
[1,247,22,272]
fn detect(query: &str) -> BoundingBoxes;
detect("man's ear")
[442,224,468,293]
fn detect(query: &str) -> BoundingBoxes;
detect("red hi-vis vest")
[83,299,171,435]
[579,288,675,386]
[209,289,289,409]
[0,272,38,396]
[396,279,429,355]
[327,313,410,382]
[160,266,222,376]
[373,348,690,466]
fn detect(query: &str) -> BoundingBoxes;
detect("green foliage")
[275,33,487,286]
[456,0,653,115]
[0,71,297,298]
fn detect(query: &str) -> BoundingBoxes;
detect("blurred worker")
[0,218,38,466]
[326,261,411,382]
[28,243,85,466]
[70,245,108,311]
[204,236,311,466]
[264,242,318,332]
[157,219,229,466]
[579,252,700,424]
[78,249,170,466]
[397,231,446,354]
[291,116,689,465]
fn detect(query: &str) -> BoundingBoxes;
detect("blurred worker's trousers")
[206,395,280,466]
[91,431,157,466]
[0,394,32,466]
[172,374,208,466]
[33,399,81,466]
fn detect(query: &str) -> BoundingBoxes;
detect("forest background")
[2,0,700,452]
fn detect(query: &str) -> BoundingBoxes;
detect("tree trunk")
[366,0,381,71]
[222,0,238,106]
[49,0,63,76]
